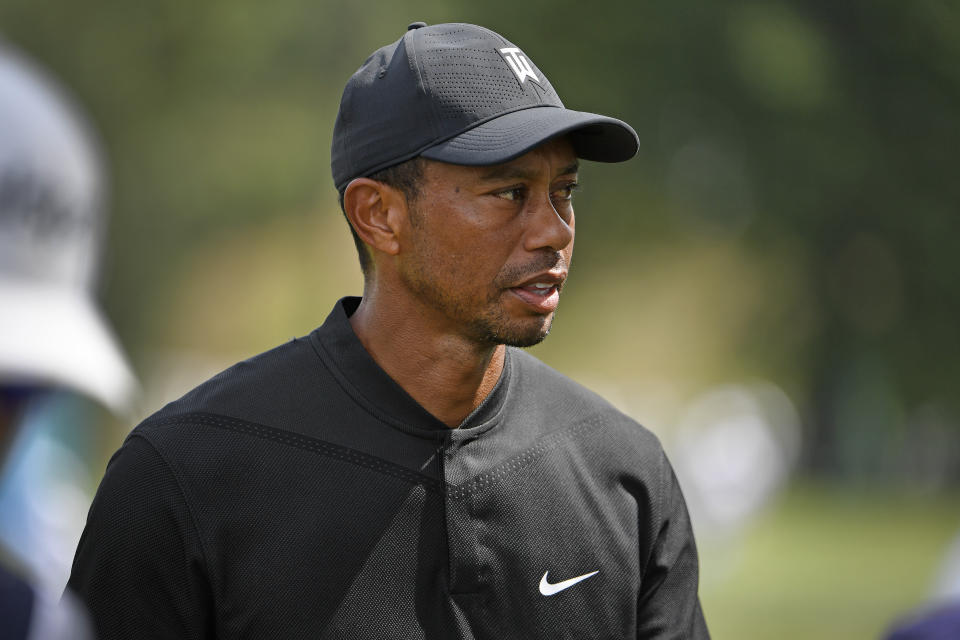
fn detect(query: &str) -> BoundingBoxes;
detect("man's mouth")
[520,282,556,297]
[509,280,562,312]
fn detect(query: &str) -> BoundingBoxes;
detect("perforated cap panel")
[416,24,561,127]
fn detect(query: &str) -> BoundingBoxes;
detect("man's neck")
[348,294,505,428]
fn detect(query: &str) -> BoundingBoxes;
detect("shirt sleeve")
[68,433,214,639]
[636,449,710,639]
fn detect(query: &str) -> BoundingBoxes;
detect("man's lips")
[507,271,566,313]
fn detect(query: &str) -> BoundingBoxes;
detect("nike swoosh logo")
[538,570,599,596]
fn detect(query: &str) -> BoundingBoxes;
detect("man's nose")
[523,192,574,253]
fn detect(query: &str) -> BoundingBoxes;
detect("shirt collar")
[309,297,510,436]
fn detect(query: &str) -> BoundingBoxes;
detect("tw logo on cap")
[499,47,539,84]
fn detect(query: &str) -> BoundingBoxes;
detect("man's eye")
[496,187,526,202]
[552,182,580,201]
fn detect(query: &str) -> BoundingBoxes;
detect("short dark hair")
[337,156,425,277]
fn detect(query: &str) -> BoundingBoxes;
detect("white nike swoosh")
[538,570,599,596]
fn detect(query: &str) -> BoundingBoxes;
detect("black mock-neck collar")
[309,297,511,437]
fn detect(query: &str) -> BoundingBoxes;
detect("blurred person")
[881,535,960,639]
[70,22,708,639]
[0,39,135,638]
[885,602,960,640]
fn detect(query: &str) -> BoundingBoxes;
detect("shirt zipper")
[436,431,452,591]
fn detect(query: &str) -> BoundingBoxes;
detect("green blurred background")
[3,1,959,637]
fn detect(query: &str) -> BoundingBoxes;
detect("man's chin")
[501,330,550,348]
[488,314,555,348]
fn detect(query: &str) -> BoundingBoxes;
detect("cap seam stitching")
[406,27,439,146]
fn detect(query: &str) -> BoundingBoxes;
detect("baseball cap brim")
[420,105,639,166]
[0,280,137,415]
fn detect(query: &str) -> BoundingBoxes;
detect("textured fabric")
[70,297,709,639]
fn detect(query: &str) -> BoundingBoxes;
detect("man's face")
[397,137,578,347]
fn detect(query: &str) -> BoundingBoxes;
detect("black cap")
[331,22,639,192]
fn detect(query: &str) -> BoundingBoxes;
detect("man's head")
[345,137,577,347]
[332,23,637,345]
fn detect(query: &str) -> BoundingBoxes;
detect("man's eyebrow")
[478,160,580,182]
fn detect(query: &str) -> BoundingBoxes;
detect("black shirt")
[70,297,709,639]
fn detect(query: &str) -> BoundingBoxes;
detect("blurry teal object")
[0,392,97,592]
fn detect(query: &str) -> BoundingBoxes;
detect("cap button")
[407,21,428,30]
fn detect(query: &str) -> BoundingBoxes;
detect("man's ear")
[342,178,408,257]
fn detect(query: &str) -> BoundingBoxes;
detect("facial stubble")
[401,209,565,348]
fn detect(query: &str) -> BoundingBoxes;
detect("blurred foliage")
[2,0,958,483]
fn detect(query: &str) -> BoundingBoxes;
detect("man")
[70,22,709,638]
[1,39,135,639]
